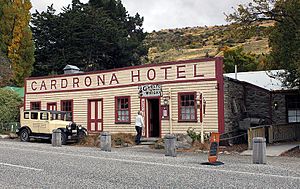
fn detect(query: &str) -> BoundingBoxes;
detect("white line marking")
[0,145,299,180]
[0,162,43,171]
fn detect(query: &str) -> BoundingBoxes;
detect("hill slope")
[144,21,273,63]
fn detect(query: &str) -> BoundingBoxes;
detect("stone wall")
[271,93,287,124]
[224,78,245,133]
[244,84,271,120]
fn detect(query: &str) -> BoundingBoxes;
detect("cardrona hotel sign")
[27,60,216,93]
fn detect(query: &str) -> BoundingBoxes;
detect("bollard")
[164,134,176,157]
[252,137,266,164]
[52,129,62,147]
[100,132,111,152]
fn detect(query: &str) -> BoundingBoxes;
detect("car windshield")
[50,112,72,121]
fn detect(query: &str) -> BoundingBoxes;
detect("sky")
[30,0,251,32]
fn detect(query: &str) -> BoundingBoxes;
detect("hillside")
[144,21,273,63]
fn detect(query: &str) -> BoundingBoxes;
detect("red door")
[47,102,57,111]
[88,99,103,132]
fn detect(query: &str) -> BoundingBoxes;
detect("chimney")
[63,65,82,74]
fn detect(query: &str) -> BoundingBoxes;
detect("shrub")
[0,89,23,123]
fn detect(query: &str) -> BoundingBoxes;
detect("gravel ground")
[0,139,299,188]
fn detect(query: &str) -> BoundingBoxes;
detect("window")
[287,95,300,123]
[24,112,29,119]
[115,96,130,123]
[31,112,38,120]
[30,102,41,110]
[178,92,197,122]
[40,112,48,120]
[61,100,73,121]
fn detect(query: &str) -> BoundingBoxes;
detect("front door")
[148,99,160,137]
[88,99,103,132]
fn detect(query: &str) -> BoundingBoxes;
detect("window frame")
[60,100,73,121]
[286,95,300,123]
[115,96,131,124]
[178,92,197,122]
[30,101,41,110]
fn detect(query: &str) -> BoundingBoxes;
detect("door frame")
[140,96,161,138]
[87,98,103,133]
[47,102,57,111]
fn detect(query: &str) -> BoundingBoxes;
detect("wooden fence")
[248,124,300,149]
[248,126,266,150]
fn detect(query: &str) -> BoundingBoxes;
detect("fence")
[0,122,20,133]
[248,126,266,150]
[248,123,300,149]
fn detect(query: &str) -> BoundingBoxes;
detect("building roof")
[224,70,288,91]
[3,86,24,98]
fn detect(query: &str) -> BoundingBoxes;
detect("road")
[0,140,299,188]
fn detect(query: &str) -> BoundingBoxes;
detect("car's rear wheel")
[61,132,67,145]
[20,129,30,142]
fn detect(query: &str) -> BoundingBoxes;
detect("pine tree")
[32,0,147,76]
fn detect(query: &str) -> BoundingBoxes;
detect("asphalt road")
[0,140,299,188]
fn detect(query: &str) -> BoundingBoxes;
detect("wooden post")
[268,125,274,144]
[200,94,204,144]
[248,128,252,150]
[169,88,173,134]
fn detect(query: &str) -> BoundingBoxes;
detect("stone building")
[224,70,299,133]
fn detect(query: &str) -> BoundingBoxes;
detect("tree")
[227,0,300,88]
[31,0,148,76]
[223,46,259,73]
[0,52,12,87]
[0,88,23,123]
[0,0,35,86]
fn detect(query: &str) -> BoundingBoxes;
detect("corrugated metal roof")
[224,70,288,91]
[2,86,24,98]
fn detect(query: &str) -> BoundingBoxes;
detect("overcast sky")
[30,0,251,32]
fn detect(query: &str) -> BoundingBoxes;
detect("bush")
[187,127,210,143]
[0,89,23,123]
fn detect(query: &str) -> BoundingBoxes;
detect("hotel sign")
[138,84,162,97]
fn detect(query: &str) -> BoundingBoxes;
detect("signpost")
[201,132,224,166]
[208,132,220,163]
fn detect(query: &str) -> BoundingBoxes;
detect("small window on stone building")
[231,98,238,114]
[287,95,300,123]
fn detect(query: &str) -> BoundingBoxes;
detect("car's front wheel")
[77,130,86,142]
[20,129,30,142]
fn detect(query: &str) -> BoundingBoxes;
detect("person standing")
[135,111,144,144]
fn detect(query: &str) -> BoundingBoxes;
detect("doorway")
[148,98,160,137]
[87,99,103,132]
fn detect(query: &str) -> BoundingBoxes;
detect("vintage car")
[16,109,87,144]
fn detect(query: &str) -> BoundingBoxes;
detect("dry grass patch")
[77,133,135,148]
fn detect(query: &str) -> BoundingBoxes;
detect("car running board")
[29,136,51,140]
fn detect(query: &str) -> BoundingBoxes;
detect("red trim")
[115,96,131,124]
[60,100,74,121]
[216,57,224,133]
[87,98,103,132]
[30,101,41,110]
[140,97,147,137]
[161,105,169,120]
[26,58,217,81]
[178,92,197,122]
[26,77,217,95]
[47,102,57,111]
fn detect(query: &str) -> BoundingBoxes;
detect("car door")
[39,112,50,133]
